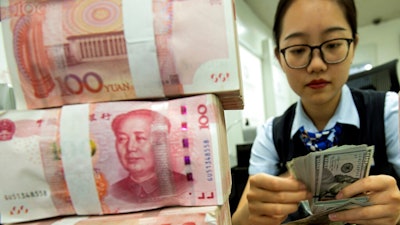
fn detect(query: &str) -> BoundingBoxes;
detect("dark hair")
[111,109,171,133]
[272,0,357,49]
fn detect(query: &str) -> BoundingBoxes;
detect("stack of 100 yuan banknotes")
[0,0,242,224]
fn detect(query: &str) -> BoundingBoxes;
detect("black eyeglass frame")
[279,38,354,69]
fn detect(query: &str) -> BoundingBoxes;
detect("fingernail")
[336,192,344,199]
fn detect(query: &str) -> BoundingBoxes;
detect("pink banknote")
[10,202,231,225]
[0,0,242,110]
[0,94,231,224]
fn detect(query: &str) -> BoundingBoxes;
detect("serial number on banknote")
[3,190,48,201]
[203,139,213,182]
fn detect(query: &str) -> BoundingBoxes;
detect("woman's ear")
[274,47,281,61]
[275,46,287,68]
[274,47,286,69]
[353,34,359,49]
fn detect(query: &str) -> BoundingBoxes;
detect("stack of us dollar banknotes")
[284,144,375,225]
[0,0,240,224]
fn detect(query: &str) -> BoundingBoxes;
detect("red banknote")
[0,0,242,110]
[0,94,231,224]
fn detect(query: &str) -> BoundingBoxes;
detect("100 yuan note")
[0,94,231,224]
[1,0,241,109]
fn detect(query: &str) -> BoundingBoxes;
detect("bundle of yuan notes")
[0,94,232,224]
[0,0,242,110]
[284,145,374,225]
[7,202,231,225]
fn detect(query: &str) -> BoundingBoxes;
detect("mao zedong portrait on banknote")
[108,109,188,203]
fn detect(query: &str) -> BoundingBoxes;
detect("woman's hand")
[246,173,312,225]
[328,175,400,225]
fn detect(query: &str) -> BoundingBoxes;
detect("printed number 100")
[55,72,104,95]
[198,104,209,129]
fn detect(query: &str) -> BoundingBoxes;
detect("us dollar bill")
[286,145,374,223]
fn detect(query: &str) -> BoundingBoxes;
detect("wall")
[225,0,270,167]
[235,0,299,120]
[227,0,298,167]
[234,0,270,57]
[355,18,400,74]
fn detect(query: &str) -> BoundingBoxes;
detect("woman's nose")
[306,49,328,73]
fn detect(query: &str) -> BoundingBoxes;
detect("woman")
[231,0,400,224]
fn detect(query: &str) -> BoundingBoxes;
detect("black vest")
[272,88,400,184]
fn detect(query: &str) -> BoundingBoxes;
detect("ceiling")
[243,0,400,29]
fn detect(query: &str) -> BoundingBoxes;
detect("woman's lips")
[307,79,329,89]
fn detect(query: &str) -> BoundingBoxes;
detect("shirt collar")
[290,85,360,138]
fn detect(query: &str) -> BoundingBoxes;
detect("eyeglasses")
[280,38,354,69]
